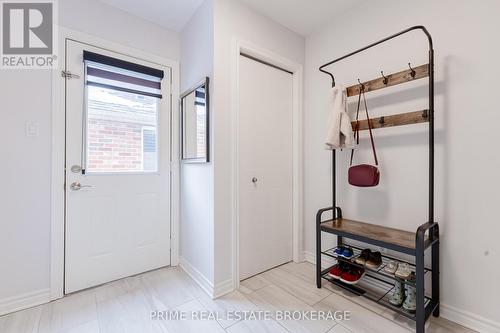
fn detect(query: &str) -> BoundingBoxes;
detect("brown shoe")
[354,249,371,265]
[366,251,382,269]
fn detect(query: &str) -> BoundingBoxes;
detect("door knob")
[252,177,258,183]
[70,182,95,191]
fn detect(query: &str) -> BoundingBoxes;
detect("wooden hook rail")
[351,110,429,131]
[347,64,429,97]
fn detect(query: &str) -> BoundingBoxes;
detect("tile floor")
[0,262,476,333]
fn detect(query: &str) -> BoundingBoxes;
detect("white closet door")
[238,55,293,280]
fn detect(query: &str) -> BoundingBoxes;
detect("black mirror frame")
[180,76,210,163]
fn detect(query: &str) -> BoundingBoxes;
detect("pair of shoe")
[388,272,416,313]
[354,249,382,269]
[334,246,354,259]
[328,262,365,285]
[384,261,412,279]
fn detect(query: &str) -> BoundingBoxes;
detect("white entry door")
[238,55,293,280]
[65,40,171,293]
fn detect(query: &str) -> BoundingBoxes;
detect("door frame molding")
[231,40,304,288]
[50,27,180,300]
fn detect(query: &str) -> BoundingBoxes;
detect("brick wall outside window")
[86,87,158,172]
[87,119,144,171]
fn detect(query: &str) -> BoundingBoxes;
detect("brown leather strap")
[350,86,378,166]
[350,90,362,165]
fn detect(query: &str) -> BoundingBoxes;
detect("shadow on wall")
[438,56,450,245]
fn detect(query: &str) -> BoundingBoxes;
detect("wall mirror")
[181,77,210,163]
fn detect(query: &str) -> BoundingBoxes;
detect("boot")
[389,278,405,307]
[403,272,417,313]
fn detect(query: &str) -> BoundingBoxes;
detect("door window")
[82,51,164,173]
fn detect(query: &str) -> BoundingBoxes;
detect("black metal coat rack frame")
[315,26,440,333]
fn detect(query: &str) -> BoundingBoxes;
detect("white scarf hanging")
[325,85,355,150]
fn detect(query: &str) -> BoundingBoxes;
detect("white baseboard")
[441,304,500,333]
[0,289,51,316]
[213,279,234,299]
[179,257,235,299]
[179,257,214,297]
[303,250,335,269]
[304,251,500,333]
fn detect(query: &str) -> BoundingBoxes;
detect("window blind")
[83,51,164,99]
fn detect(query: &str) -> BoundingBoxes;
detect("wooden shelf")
[351,110,429,131]
[320,218,429,254]
[346,64,429,97]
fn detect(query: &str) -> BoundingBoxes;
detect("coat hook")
[380,70,388,85]
[379,116,385,125]
[357,78,365,91]
[408,62,416,78]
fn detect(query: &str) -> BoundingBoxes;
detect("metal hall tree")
[315,26,440,333]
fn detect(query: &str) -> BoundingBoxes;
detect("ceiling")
[98,0,204,32]
[236,0,361,36]
[97,0,359,36]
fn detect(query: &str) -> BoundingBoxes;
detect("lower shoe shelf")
[322,245,431,287]
[321,268,434,321]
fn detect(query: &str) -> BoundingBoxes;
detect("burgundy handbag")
[348,86,380,187]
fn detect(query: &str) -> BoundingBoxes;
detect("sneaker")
[334,246,345,255]
[339,247,354,259]
[395,263,412,279]
[366,251,382,269]
[384,260,399,275]
[340,266,365,284]
[389,279,405,307]
[354,249,371,265]
[327,264,344,280]
[403,273,417,313]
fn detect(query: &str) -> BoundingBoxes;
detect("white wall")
[0,0,180,313]
[212,0,305,286]
[304,0,500,331]
[59,0,180,60]
[0,70,53,309]
[179,0,215,288]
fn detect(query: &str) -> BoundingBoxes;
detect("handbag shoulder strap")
[350,86,379,166]
[350,90,362,165]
